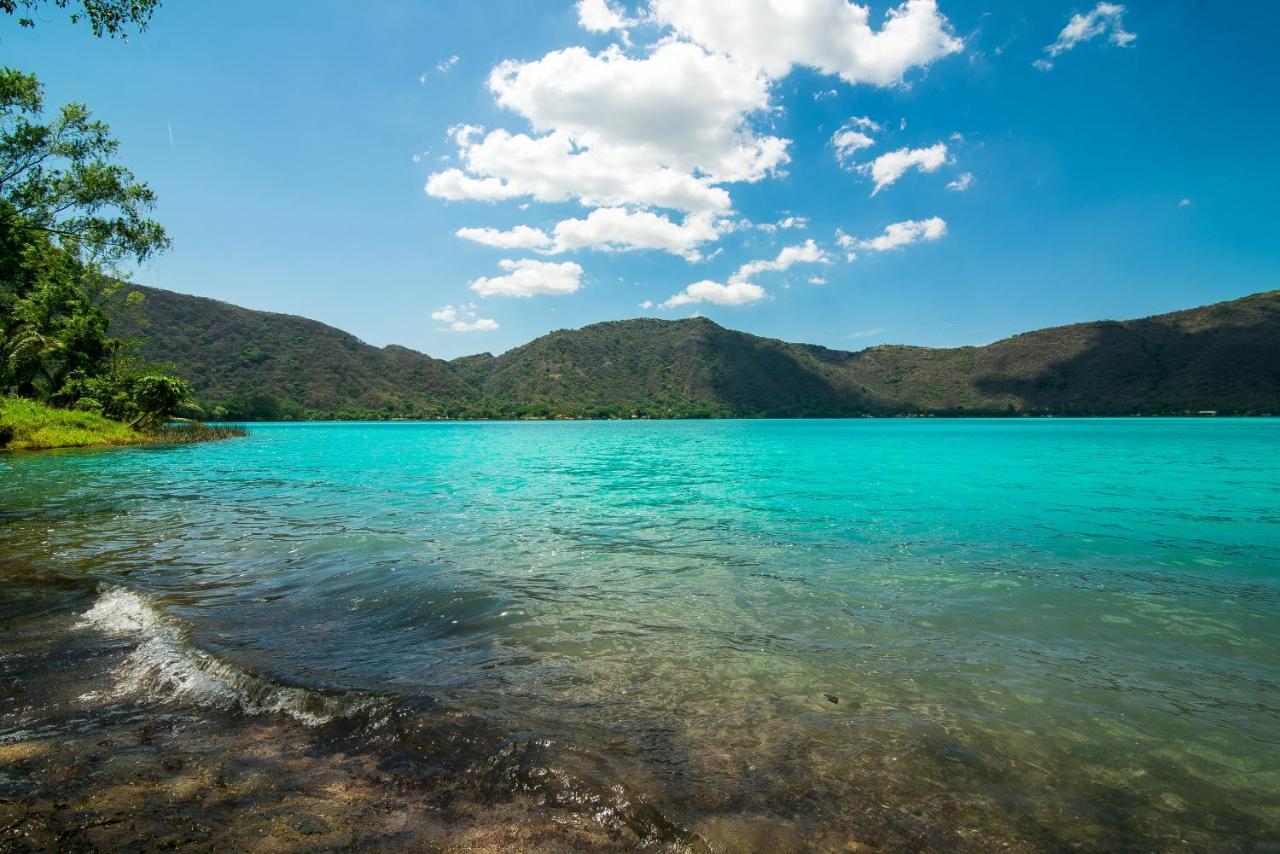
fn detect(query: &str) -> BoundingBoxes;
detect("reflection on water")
[1,419,1278,850]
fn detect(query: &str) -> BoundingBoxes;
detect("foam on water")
[78,586,372,727]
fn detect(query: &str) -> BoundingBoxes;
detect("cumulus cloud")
[426,168,525,203]
[845,216,947,251]
[1036,3,1135,70]
[658,239,829,308]
[427,130,732,212]
[858,142,948,194]
[490,43,786,183]
[649,0,963,86]
[549,208,727,259]
[455,224,553,250]
[469,258,584,298]
[577,0,634,33]
[426,42,785,213]
[661,279,766,308]
[431,303,499,332]
[459,210,727,259]
[1178,198,1192,208]
[734,239,831,281]
[946,171,975,191]
[755,215,809,234]
[831,117,880,165]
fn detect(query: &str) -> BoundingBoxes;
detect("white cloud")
[946,171,975,191]
[548,208,727,259]
[734,238,831,281]
[490,43,786,183]
[469,258,584,298]
[431,303,499,332]
[451,317,499,332]
[455,224,553,250]
[426,168,525,203]
[658,238,830,308]
[1037,3,1135,70]
[438,55,460,72]
[1178,198,1192,208]
[848,327,886,339]
[427,131,731,212]
[851,216,947,251]
[831,118,878,165]
[755,214,809,234]
[639,299,654,309]
[662,279,766,307]
[649,0,963,86]
[577,0,634,33]
[427,42,786,213]
[836,229,858,261]
[808,276,828,285]
[858,142,948,194]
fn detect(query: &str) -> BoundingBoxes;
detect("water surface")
[2,420,1278,850]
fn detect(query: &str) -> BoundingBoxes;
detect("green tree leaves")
[2,0,159,39]
[1,67,169,271]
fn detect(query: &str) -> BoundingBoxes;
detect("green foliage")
[1,0,159,38]
[0,393,143,448]
[1,66,171,409]
[0,395,240,450]
[56,360,191,428]
[0,67,225,448]
[1,67,169,269]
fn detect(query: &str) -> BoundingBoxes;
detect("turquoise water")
[2,419,1278,849]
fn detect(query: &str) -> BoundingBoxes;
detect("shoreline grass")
[0,398,246,451]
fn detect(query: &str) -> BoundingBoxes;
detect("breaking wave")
[77,586,375,726]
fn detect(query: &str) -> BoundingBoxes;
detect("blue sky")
[5,0,1278,359]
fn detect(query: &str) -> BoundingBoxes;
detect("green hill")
[110,286,478,419]
[112,287,1280,419]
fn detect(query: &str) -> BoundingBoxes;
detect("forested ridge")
[113,285,1280,420]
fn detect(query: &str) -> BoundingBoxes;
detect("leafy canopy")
[1,67,169,269]
[1,67,186,427]
[1,0,159,38]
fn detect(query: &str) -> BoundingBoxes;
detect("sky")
[4,0,1279,359]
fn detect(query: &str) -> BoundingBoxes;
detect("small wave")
[77,586,373,726]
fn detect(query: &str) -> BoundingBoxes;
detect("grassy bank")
[0,397,146,450]
[0,398,246,451]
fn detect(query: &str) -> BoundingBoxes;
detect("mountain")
[110,286,477,420]
[111,286,1280,419]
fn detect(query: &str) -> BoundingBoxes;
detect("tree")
[1,67,175,421]
[1,0,159,39]
[1,67,169,271]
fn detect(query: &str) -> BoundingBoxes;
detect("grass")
[150,422,248,445]
[1,396,146,450]
[0,397,247,451]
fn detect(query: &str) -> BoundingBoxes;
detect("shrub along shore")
[0,397,245,451]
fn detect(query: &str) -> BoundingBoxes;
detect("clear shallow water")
[2,419,1279,850]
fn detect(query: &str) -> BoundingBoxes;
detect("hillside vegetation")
[113,287,1280,419]
[110,287,477,419]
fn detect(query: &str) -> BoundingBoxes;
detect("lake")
[2,419,1278,850]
